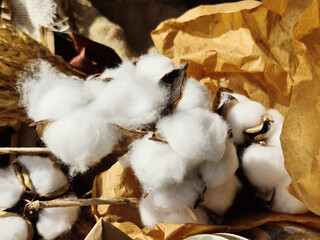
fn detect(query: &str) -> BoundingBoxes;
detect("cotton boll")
[226,99,266,145]
[19,61,88,121]
[0,166,24,208]
[129,134,188,192]
[157,108,228,165]
[37,194,80,240]
[202,175,241,215]
[242,144,287,190]
[139,195,167,228]
[83,79,108,101]
[271,178,308,214]
[93,72,168,129]
[163,207,210,225]
[16,156,68,195]
[43,106,119,175]
[175,78,213,112]
[99,61,136,80]
[151,173,205,210]
[140,186,210,227]
[264,109,284,146]
[0,216,29,240]
[135,51,174,82]
[199,137,239,188]
[36,82,88,121]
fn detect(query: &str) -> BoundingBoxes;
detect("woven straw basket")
[0,18,84,128]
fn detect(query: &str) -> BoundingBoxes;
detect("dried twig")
[26,197,140,211]
[0,147,51,155]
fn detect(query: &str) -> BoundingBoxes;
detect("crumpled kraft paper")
[151,0,320,215]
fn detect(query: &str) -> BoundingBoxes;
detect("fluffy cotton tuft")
[82,79,108,100]
[99,61,136,80]
[0,166,24,208]
[93,66,168,129]
[0,216,29,240]
[242,143,309,214]
[139,196,167,228]
[43,106,119,175]
[271,178,308,214]
[264,109,284,146]
[242,144,287,190]
[175,78,213,112]
[151,174,205,210]
[19,61,89,121]
[199,137,239,188]
[135,51,174,82]
[157,108,228,164]
[16,156,68,195]
[129,134,187,192]
[226,99,266,145]
[139,191,210,228]
[37,194,80,240]
[162,207,210,225]
[202,175,241,215]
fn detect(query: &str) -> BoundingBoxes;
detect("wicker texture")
[0,19,85,127]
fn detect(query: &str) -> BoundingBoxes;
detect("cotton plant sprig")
[0,156,79,240]
[216,88,309,214]
[128,78,241,227]
[18,52,189,175]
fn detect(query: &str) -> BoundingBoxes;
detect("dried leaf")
[158,62,188,117]
[29,120,53,142]
[215,88,239,118]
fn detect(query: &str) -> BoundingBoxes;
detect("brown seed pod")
[215,88,239,118]
[243,116,274,142]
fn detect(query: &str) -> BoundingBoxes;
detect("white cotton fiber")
[139,195,167,228]
[135,51,174,83]
[0,216,29,240]
[16,155,68,196]
[202,175,241,215]
[37,194,80,240]
[0,166,24,208]
[157,108,228,164]
[93,66,168,129]
[139,190,210,227]
[129,134,187,192]
[242,144,287,190]
[151,173,205,210]
[226,99,266,145]
[162,207,210,225]
[19,61,89,121]
[264,109,284,146]
[176,78,213,112]
[43,106,119,175]
[82,79,108,100]
[99,61,136,80]
[199,138,239,188]
[242,141,309,214]
[271,178,308,214]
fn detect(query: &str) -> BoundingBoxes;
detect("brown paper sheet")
[92,0,320,238]
[85,218,133,240]
[151,0,320,215]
